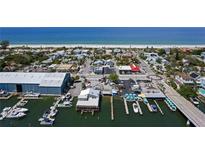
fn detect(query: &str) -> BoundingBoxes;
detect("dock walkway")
[136,101,143,115]
[123,98,129,115]
[162,81,205,127]
[154,100,164,115]
[111,96,114,120]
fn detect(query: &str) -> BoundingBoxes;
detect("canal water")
[0,96,189,127]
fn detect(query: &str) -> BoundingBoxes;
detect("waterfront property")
[76,88,100,112]
[0,72,70,95]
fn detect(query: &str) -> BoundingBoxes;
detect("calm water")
[0,96,189,127]
[0,27,205,45]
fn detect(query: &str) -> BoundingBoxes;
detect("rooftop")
[77,88,100,107]
[0,72,68,87]
[118,66,131,71]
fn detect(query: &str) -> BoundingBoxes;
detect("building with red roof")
[130,64,140,72]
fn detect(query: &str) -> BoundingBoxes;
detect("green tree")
[177,85,197,99]
[158,49,166,56]
[0,40,10,49]
[156,58,162,64]
[108,73,119,83]
[175,50,179,60]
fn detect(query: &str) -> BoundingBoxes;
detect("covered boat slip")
[0,72,70,95]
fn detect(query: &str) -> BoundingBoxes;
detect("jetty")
[123,97,129,115]
[154,100,164,115]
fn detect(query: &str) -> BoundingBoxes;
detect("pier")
[123,97,129,115]
[154,100,164,115]
[136,101,143,115]
[110,96,114,120]
[162,81,205,127]
[138,57,205,127]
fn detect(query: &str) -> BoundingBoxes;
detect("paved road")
[138,54,205,127]
[162,81,205,127]
[69,82,82,96]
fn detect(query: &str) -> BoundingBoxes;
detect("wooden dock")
[162,81,205,127]
[0,98,26,120]
[123,98,129,115]
[147,103,153,112]
[110,96,114,120]
[136,101,143,115]
[154,100,164,115]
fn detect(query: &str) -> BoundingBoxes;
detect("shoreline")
[9,44,205,48]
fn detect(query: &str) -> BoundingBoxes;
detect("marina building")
[118,66,132,74]
[76,88,100,112]
[0,72,70,95]
[118,64,140,74]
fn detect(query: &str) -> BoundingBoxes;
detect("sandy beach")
[10,44,205,48]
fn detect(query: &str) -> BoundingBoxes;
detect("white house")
[201,52,205,59]
[175,73,194,85]
[76,88,100,111]
[200,77,205,89]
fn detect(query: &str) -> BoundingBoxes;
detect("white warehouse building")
[0,72,70,95]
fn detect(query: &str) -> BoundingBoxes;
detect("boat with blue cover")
[165,97,177,111]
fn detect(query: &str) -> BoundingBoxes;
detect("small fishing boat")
[190,97,200,105]
[150,104,157,112]
[6,112,26,118]
[132,103,139,113]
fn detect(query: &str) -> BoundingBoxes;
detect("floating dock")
[136,101,143,115]
[123,97,129,115]
[154,100,164,115]
[111,96,114,120]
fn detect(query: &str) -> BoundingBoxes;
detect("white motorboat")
[190,97,200,105]
[15,108,29,112]
[50,109,58,117]
[6,112,26,118]
[58,103,72,108]
[0,111,8,117]
[60,96,66,101]
[39,117,55,122]
[64,100,72,105]
[40,117,54,125]
[38,118,44,122]
[132,103,139,113]
[3,107,11,112]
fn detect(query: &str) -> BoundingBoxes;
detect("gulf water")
[0,27,205,45]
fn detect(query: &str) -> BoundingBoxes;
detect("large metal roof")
[0,72,67,87]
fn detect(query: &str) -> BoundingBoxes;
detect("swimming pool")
[199,88,205,97]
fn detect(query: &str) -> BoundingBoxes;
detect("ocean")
[0,27,205,45]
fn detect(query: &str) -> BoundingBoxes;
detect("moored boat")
[132,103,139,113]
